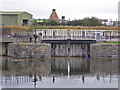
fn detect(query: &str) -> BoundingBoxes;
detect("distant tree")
[82,17,102,26]
[35,17,102,26]
[73,17,102,26]
[48,20,58,26]
[60,22,66,26]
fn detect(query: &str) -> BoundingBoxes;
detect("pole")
[35,29,36,35]
[67,29,70,58]
[110,31,111,41]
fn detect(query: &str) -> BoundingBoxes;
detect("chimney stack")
[61,16,65,22]
[53,9,56,11]
[49,9,59,21]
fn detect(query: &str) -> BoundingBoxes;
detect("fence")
[35,29,119,41]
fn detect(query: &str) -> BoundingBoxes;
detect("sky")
[0,0,119,21]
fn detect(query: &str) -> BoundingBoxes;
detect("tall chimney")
[62,16,65,22]
[49,9,59,21]
[62,16,65,20]
[53,9,56,11]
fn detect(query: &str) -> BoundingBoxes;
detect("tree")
[82,17,102,26]
[48,20,58,26]
[34,17,102,26]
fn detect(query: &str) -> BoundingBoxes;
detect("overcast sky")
[0,0,119,21]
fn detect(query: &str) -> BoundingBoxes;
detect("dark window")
[23,19,28,26]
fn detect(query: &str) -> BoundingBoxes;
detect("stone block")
[8,43,51,59]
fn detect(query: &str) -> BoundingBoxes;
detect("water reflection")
[0,56,118,88]
[51,58,90,75]
[33,74,37,88]
[67,60,70,78]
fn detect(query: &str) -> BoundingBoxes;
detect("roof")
[0,11,32,16]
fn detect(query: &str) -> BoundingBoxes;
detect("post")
[39,32,42,43]
[81,30,82,39]
[95,30,97,40]
[34,29,36,35]
[29,37,32,43]
[5,43,8,56]
[85,30,86,39]
[110,31,111,41]
[67,29,70,58]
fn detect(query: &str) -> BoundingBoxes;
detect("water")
[0,56,118,88]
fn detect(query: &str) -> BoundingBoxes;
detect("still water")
[0,56,118,88]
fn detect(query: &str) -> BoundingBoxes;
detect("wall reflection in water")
[1,56,118,88]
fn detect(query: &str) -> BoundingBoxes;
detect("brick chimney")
[61,16,65,23]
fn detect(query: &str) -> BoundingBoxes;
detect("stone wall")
[51,43,90,57]
[12,35,33,43]
[8,43,51,59]
[0,43,8,56]
[1,43,6,56]
[90,43,119,58]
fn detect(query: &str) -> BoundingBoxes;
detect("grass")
[29,24,119,30]
[104,41,120,44]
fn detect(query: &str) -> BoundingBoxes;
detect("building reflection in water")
[1,56,118,88]
[67,60,70,79]
[51,57,90,84]
[96,75,100,81]
[33,74,37,88]
[82,76,85,83]
[51,57,90,75]
[53,75,55,83]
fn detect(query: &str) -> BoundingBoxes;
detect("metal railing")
[35,29,119,41]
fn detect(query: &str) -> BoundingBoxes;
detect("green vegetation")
[29,19,44,22]
[29,17,119,30]
[34,17,102,26]
[67,17,102,26]
[104,41,120,44]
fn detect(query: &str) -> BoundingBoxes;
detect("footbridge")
[37,29,118,57]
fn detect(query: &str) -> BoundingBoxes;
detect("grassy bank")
[29,25,119,30]
[104,41,120,44]
[1,25,119,33]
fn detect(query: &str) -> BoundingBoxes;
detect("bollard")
[29,38,32,43]
[85,54,88,58]
[85,54,88,59]
[34,34,38,43]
